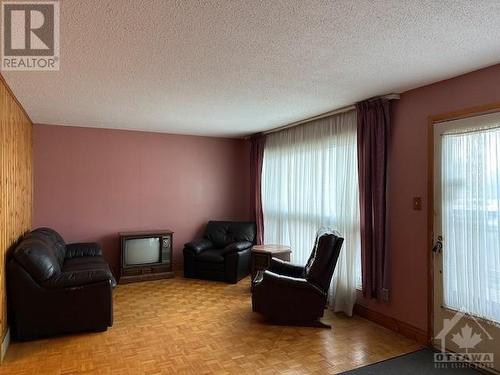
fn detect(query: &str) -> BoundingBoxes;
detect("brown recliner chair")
[252,228,344,323]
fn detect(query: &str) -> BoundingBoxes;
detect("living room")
[1,1,500,374]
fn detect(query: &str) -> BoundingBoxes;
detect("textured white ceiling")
[3,0,500,137]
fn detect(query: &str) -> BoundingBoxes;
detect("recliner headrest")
[305,228,344,291]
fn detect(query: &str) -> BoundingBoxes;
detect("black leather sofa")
[183,221,256,283]
[7,228,116,340]
[252,228,344,323]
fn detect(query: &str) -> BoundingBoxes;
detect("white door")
[433,111,500,373]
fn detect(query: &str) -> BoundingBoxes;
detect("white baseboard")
[1,327,10,363]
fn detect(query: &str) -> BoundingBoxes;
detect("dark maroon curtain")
[250,133,266,245]
[356,99,390,301]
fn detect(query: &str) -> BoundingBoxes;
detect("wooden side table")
[251,244,291,278]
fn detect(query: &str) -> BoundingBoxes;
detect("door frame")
[426,102,500,345]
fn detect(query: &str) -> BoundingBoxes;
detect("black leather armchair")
[252,228,344,323]
[7,228,116,340]
[183,221,256,283]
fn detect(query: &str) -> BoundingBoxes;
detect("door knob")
[432,236,443,254]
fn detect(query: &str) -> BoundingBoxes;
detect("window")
[441,119,500,323]
[261,110,361,313]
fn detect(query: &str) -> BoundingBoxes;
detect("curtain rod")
[261,93,400,136]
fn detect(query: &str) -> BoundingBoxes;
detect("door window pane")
[442,126,500,323]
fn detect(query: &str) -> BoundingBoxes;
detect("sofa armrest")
[224,247,251,283]
[7,260,114,339]
[42,270,113,289]
[184,238,213,254]
[65,242,102,258]
[258,270,325,297]
[221,241,253,255]
[269,258,305,278]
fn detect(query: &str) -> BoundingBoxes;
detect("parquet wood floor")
[1,276,421,374]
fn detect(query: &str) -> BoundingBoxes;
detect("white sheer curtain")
[261,110,360,315]
[442,120,500,323]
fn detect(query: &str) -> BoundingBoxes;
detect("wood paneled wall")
[0,74,33,342]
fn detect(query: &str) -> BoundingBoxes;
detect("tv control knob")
[163,238,170,247]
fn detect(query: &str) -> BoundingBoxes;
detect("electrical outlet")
[381,288,390,301]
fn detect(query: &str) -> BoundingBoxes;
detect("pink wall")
[33,125,251,275]
[357,63,500,332]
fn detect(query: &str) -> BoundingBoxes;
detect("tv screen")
[124,237,160,265]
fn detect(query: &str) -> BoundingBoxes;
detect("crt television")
[119,230,173,283]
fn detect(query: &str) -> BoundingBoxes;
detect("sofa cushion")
[204,221,256,248]
[63,256,110,271]
[65,242,102,258]
[13,237,62,282]
[184,238,213,254]
[43,269,114,289]
[63,257,116,287]
[196,248,226,263]
[221,241,253,255]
